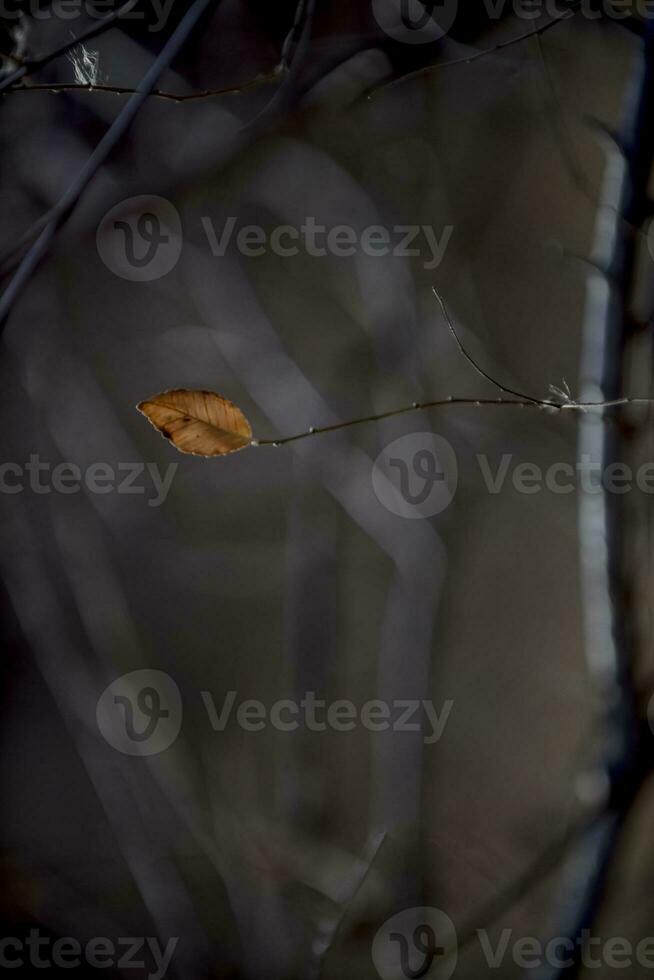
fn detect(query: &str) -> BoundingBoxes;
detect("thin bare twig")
[367,1,582,99]
[252,394,652,449]
[1,73,279,102]
[0,2,308,273]
[432,288,547,406]
[0,0,218,331]
[245,289,654,448]
[0,0,140,94]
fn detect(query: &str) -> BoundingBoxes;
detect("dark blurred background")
[0,2,652,978]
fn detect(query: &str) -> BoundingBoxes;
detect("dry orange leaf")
[137,389,253,457]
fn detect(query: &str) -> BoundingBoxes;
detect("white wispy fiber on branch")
[67,44,100,87]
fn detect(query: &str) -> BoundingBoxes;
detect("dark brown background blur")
[0,2,652,978]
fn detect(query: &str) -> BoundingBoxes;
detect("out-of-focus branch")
[279,0,313,72]
[0,0,217,331]
[315,832,387,979]
[0,0,140,94]
[0,0,315,273]
[532,34,652,249]
[247,0,317,127]
[532,19,654,980]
